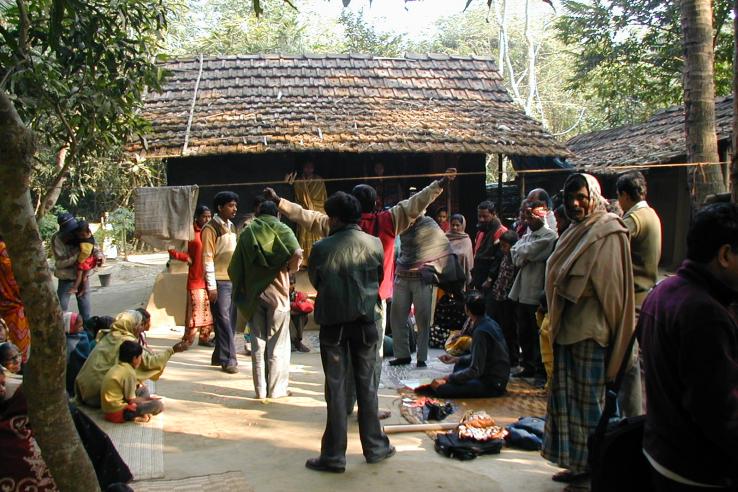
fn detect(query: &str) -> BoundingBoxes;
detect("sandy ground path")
[82,254,563,491]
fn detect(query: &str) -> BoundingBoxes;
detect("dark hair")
[563,174,588,196]
[351,184,377,213]
[523,198,546,211]
[464,290,486,316]
[616,171,647,202]
[84,315,115,337]
[477,200,496,214]
[450,213,465,224]
[258,200,279,217]
[687,203,738,263]
[213,191,239,212]
[435,207,448,216]
[499,230,519,246]
[0,342,18,365]
[118,340,143,364]
[528,188,553,210]
[325,191,362,224]
[194,205,210,218]
[77,220,91,234]
[135,308,151,321]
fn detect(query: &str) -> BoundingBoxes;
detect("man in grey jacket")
[508,199,557,378]
[305,191,394,473]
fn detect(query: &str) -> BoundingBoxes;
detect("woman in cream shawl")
[541,174,635,487]
[74,310,187,407]
[446,214,474,287]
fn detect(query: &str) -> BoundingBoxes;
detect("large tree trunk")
[730,0,738,203]
[0,91,100,491]
[680,0,724,205]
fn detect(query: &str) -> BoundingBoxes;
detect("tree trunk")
[680,0,724,205]
[732,0,738,202]
[35,145,70,219]
[0,91,100,491]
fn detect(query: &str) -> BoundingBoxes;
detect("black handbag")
[588,330,651,492]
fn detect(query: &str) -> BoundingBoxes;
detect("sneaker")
[305,458,345,473]
[389,357,411,366]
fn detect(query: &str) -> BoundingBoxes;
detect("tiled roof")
[130,54,569,158]
[566,96,733,173]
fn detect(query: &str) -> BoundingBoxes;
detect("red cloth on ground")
[358,211,396,300]
[168,223,206,290]
[290,291,314,314]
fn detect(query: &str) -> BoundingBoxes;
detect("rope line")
[190,161,730,189]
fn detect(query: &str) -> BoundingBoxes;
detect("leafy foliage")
[0,0,170,214]
[555,0,734,127]
[37,205,68,243]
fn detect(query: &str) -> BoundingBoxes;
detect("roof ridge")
[164,53,498,63]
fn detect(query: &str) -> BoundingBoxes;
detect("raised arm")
[264,187,331,238]
[389,168,457,235]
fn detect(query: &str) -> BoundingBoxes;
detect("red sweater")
[358,211,396,300]
[169,223,206,291]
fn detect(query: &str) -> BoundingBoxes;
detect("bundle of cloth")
[505,416,545,450]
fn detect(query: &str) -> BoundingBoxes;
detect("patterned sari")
[0,241,30,362]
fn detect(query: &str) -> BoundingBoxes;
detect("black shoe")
[416,361,427,368]
[389,357,411,366]
[198,340,215,348]
[295,342,310,353]
[305,458,345,473]
[366,446,396,464]
[221,365,238,374]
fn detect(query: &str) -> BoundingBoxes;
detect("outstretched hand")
[284,172,298,185]
[263,187,281,204]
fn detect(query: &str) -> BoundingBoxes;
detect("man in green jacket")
[229,199,302,399]
[616,171,662,418]
[305,191,394,473]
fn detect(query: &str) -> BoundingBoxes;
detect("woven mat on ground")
[78,394,165,480]
[132,471,253,491]
[398,378,547,438]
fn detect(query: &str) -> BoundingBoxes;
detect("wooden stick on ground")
[383,422,458,434]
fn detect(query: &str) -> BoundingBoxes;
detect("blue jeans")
[210,281,237,367]
[57,278,91,320]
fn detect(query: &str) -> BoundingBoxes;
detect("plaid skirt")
[542,339,607,474]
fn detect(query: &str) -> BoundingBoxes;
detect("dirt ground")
[79,254,564,492]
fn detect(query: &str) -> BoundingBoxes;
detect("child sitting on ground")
[101,341,163,423]
[289,274,313,353]
[68,221,98,295]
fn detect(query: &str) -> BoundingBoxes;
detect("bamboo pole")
[383,422,458,434]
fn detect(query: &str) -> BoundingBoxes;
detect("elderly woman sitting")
[74,309,187,407]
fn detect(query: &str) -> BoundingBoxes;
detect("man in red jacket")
[264,168,456,416]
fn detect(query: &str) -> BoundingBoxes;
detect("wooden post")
[520,172,526,201]
[732,0,738,202]
[497,154,503,214]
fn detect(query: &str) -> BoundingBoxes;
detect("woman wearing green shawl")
[229,200,301,399]
[74,310,187,407]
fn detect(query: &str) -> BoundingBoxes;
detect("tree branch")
[16,0,30,59]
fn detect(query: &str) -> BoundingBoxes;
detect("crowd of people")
[1,165,736,491]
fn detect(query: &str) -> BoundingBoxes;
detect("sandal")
[552,470,589,483]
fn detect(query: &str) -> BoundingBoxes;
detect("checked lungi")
[542,339,607,474]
